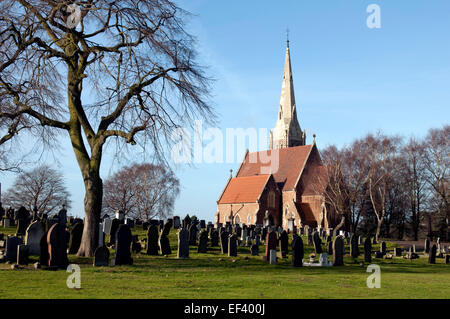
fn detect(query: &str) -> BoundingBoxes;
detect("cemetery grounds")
[0,226,449,299]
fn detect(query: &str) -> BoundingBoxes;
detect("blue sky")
[1,0,449,221]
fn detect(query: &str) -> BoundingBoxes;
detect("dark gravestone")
[350,234,359,258]
[177,228,189,259]
[142,222,150,231]
[109,218,121,246]
[15,206,30,236]
[131,236,142,254]
[364,237,372,263]
[250,244,259,256]
[114,224,133,265]
[263,230,277,261]
[47,223,69,269]
[262,228,267,243]
[428,244,436,264]
[17,244,29,265]
[394,247,402,257]
[162,220,173,236]
[39,230,49,266]
[159,230,172,256]
[25,221,45,256]
[94,245,110,267]
[424,238,430,254]
[228,234,238,257]
[312,231,323,254]
[332,236,344,266]
[307,233,313,246]
[380,241,387,255]
[197,230,208,253]
[200,220,206,229]
[279,230,289,258]
[220,230,229,254]
[374,251,384,258]
[146,224,159,255]
[188,223,198,246]
[328,241,333,255]
[183,214,192,228]
[291,234,304,267]
[5,236,23,262]
[68,222,83,254]
[173,216,181,229]
[210,230,219,247]
[445,255,450,264]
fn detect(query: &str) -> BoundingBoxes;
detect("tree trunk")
[77,171,103,256]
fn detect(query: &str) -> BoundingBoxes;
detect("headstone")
[250,244,259,256]
[210,229,219,247]
[291,234,304,267]
[142,221,149,231]
[328,241,333,255]
[197,230,208,253]
[278,230,289,258]
[364,237,372,263]
[17,244,29,265]
[220,230,229,254]
[68,222,83,254]
[269,249,277,265]
[380,241,386,255]
[39,230,49,266]
[25,221,45,256]
[394,247,402,257]
[47,223,69,269]
[312,231,322,254]
[109,218,121,246]
[159,230,171,256]
[146,224,159,255]
[93,245,110,267]
[332,236,344,266]
[173,216,181,229]
[177,228,189,259]
[188,223,198,246]
[350,234,359,258]
[263,230,277,261]
[125,218,134,229]
[228,234,238,257]
[114,224,133,265]
[445,255,450,264]
[319,253,329,266]
[424,238,430,254]
[5,236,23,262]
[428,244,436,264]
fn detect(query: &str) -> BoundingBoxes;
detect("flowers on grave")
[309,253,316,263]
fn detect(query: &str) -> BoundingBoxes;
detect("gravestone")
[68,222,83,254]
[146,224,159,255]
[278,230,289,258]
[114,224,133,265]
[197,230,208,253]
[220,230,229,254]
[312,231,322,254]
[173,216,181,229]
[109,218,121,246]
[15,206,30,236]
[269,249,277,265]
[328,241,333,255]
[364,237,372,263]
[131,236,142,254]
[210,229,219,247]
[307,233,313,246]
[183,214,192,228]
[228,234,238,257]
[332,236,344,266]
[428,244,436,264]
[177,228,189,259]
[142,222,150,231]
[255,235,261,246]
[424,238,430,254]
[25,220,45,255]
[39,230,49,266]
[380,241,387,255]
[5,236,23,262]
[263,230,277,261]
[350,234,359,258]
[188,223,198,246]
[445,255,450,264]
[159,231,171,256]
[291,234,304,267]
[250,244,259,256]
[394,247,402,257]
[93,245,110,267]
[17,244,29,265]
[47,223,69,269]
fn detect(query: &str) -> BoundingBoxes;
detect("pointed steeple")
[269,39,305,150]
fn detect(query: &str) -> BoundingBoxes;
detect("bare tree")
[0,1,213,255]
[3,164,71,215]
[422,125,449,240]
[103,162,179,220]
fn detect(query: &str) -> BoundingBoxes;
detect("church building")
[215,40,342,231]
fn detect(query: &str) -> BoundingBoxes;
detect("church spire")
[269,39,305,150]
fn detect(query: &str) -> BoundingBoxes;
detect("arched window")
[268,191,276,208]
[247,214,251,224]
[234,215,240,225]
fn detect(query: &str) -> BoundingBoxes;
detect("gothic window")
[234,215,240,225]
[268,191,276,208]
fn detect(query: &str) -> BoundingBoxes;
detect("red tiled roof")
[236,145,313,191]
[218,175,271,204]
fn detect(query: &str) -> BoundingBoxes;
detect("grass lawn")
[0,225,449,299]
